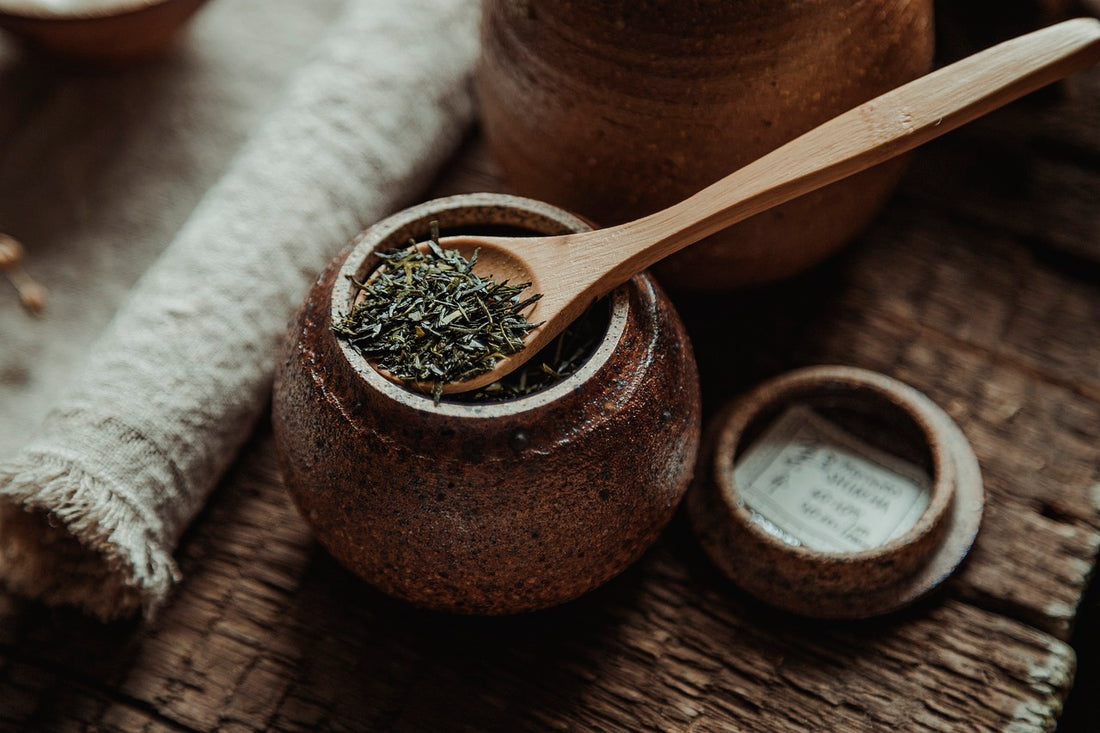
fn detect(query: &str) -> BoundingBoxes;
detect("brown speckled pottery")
[273,193,702,615]
[687,366,983,618]
[0,0,209,62]
[477,0,935,290]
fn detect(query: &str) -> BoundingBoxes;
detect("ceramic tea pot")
[273,193,701,614]
[476,0,935,290]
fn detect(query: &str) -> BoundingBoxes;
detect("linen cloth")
[0,0,479,619]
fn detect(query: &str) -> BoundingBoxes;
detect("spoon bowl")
[385,18,1100,395]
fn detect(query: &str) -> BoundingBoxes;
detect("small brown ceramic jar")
[273,193,702,615]
[688,366,983,618]
[477,0,935,290]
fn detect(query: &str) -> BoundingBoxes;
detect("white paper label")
[734,405,931,553]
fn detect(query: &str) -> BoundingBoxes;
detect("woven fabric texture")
[0,0,479,620]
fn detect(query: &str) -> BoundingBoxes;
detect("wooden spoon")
[415,18,1100,394]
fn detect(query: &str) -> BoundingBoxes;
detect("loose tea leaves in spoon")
[334,223,543,401]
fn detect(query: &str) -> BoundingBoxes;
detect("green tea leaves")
[334,230,541,401]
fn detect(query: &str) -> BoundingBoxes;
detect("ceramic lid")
[688,365,984,619]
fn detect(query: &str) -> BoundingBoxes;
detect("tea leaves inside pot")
[459,307,605,402]
[334,222,542,402]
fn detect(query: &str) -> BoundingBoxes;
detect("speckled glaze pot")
[273,193,701,615]
[476,0,935,290]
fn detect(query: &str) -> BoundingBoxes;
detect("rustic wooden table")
[2,27,1099,733]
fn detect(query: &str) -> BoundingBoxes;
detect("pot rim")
[331,193,632,419]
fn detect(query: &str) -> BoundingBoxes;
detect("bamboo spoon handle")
[581,17,1100,289]
[433,18,1100,395]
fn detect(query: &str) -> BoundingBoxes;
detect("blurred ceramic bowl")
[0,0,209,61]
[476,0,936,290]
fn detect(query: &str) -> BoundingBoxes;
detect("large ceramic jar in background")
[477,0,935,290]
[273,194,701,615]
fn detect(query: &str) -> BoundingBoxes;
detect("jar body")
[477,0,935,290]
[273,194,702,614]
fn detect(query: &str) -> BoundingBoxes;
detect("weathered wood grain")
[805,312,1100,639]
[3,23,1100,732]
[898,62,1100,264]
[0,437,1079,732]
[674,192,1100,641]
